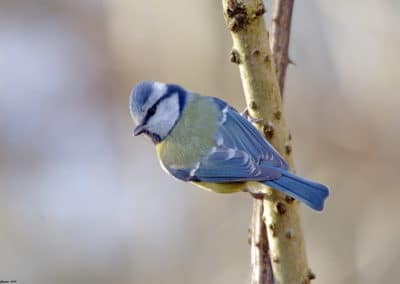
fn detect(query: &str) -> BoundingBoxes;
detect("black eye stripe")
[142,90,182,126]
[142,96,165,125]
[147,104,157,116]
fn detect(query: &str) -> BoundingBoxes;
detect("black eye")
[148,105,157,116]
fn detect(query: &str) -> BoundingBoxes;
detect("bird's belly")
[192,181,270,195]
[192,181,246,193]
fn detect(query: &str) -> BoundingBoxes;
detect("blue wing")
[212,98,289,170]
[167,146,281,182]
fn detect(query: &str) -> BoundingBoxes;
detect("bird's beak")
[133,124,145,136]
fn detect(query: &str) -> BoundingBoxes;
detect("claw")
[240,107,263,123]
[243,188,264,199]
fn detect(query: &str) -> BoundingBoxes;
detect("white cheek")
[146,94,180,139]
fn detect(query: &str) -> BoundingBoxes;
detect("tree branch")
[270,0,295,96]
[221,0,311,283]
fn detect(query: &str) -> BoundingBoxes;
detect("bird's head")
[129,81,186,143]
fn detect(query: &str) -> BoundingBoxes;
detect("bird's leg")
[241,107,263,123]
[240,107,249,117]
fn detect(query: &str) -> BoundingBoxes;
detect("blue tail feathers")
[263,170,329,211]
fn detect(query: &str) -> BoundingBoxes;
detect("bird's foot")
[245,185,268,199]
[250,192,265,200]
[240,107,263,123]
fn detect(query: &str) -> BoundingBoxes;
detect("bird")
[129,81,329,211]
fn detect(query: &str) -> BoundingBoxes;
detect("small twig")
[270,0,295,96]
[250,198,274,284]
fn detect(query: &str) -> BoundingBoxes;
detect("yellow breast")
[192,181,245,193]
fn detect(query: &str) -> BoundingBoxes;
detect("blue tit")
[129,81,329,211]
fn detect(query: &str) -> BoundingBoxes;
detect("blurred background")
[1,0,399,283]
